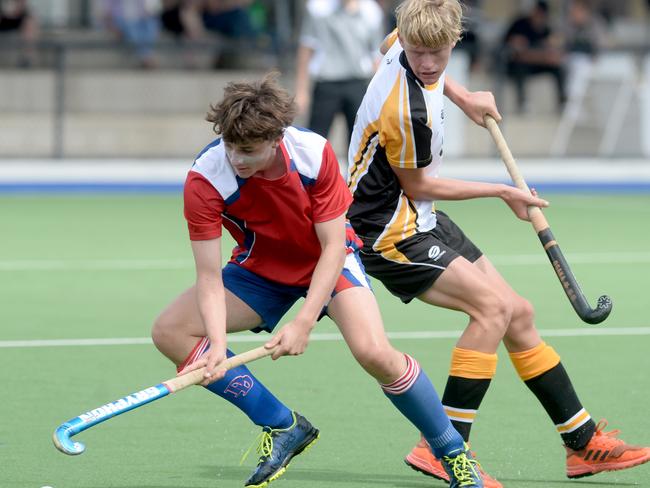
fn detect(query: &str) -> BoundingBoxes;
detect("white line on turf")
[2,327,649,348]
[1,252,650,271]
[0,259,192,271]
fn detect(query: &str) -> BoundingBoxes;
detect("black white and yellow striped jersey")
[347,34,445,255]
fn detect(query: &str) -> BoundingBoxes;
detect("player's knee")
[513,296,535,326]
[475,292,512,335]
[505,296,536,337]
[151,312,174,348]
[353,343,401,380]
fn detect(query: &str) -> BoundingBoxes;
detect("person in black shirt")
[0,0,38,67]
[502,0,566,113]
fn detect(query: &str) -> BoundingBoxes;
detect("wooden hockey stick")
[484,115,612,324]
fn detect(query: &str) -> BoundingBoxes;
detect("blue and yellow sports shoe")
[244,411,319,487]
[442,443,484,488]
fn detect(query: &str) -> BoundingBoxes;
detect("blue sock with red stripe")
[381,354,464,458]
[179,339,293,429]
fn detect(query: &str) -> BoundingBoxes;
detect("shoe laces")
[443,451,481,487]
[466,446,491,479]
[240,430,274,466]
[592,419,623,446]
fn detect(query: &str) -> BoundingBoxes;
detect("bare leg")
[327,286,468,462]
[327,286,406,384]
[151,284,296,433]
[151,285,262,365]
[418,256,512,353]
[472,255,541,352]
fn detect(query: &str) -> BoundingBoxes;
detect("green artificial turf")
[1,194,649,487]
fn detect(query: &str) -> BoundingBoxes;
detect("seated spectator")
[201,0,258,40]
[160,0,205,68]
[102,0,162,69]
[562,0,610,101]
[564,0,608,56]
[501,0,567,113]
[200,0,263,68]
[0,0,38,67]
[161,0,203,39]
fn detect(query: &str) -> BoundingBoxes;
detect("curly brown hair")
[206,73,296,145]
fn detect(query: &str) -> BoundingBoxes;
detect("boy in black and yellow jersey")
[347,1,650,486]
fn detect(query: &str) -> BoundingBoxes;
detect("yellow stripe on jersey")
[379,72,422,170]
[379,73,404,167]
[423,80,440,92]
[349,119,380,193]
[384,29,398,50]
[373,194,417,261]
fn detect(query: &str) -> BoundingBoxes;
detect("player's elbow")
[401,181,430,201]
[324,243,347,267]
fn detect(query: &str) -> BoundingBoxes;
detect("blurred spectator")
[201,0,263,68]
[161,0,204,40]
[160,0,204,68]
[0,0,38,67]
[295,0,385,143]
[201,0,258,39]
[564,0,608,56]
[377,0,398,30]
[102,0,162,69]
[501,0,567,113]
[592,0,632,25]
[455,0,481,71]
[562,0,610,102]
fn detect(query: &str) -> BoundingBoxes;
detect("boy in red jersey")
[151,74,483,488]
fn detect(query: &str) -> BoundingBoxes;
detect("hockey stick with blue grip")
[484,115,612,324]
[53,345,274,455]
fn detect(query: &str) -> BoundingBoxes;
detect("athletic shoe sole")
[404,455,449,483]
[567,451,650,479]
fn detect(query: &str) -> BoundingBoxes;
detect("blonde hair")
[396,0,463,49]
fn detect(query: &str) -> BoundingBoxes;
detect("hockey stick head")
[53,421,86,455]
[51,346,273,457]
[580,294,613,324]
[52,384,171,456]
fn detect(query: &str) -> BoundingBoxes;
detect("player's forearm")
[443,76,470,110]
[196,277,227,345]
[443,76,501,127]
[405,176,510,202]
[295,244,346,326]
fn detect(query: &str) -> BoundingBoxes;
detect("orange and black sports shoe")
[566,420,650,479]
[405,436,503,488]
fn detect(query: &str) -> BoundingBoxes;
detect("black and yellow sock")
[441,347,498,441]
[510,342,595,450]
